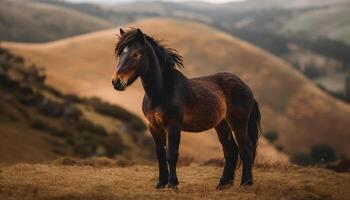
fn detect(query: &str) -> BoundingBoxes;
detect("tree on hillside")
[345,75,350,101]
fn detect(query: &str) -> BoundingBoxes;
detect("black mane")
[115,28,184,72]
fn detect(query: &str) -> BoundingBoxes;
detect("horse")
[112,28,261,190]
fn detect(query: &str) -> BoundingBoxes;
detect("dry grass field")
[3,18,350,160]
[0,160,349,200]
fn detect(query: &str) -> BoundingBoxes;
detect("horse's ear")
[135,28,145,46]
[120,28,125,35]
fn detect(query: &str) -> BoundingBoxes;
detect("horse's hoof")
[167,177,179,186]
[216,180,233,190]
[167,181,179,188]
[168,184,179,192]
[155,181,168,189]
[167,177,179,191]
[240,179,253,186]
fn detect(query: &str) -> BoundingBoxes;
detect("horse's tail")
[248,99,261,164]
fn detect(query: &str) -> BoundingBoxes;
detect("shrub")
[43,85,64,98]
[139,135,155,158]
[291,153,313,166]
[30,118,70,138]
[64,93,85,103]
[37,98,64,117]
[128,120,147,132]
[17,93,41,106]
[128,129,144,143]
[61,103,82,119]
[0,74,19,89]
[73,139,97,157]
[292,144,337,166]
[140,135,154,148]
[103,133,126,157]
[75,118,108,136]
[275,144,284,152]
[311,144,336,163]
[30,118,49,131]
[264,131,278,143]
[53,156,134,168]
[87,97,146,131]
[303,65,321,79]
[326,159,350,173]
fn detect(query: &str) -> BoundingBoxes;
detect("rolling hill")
[3,18,350,162]
[0,47,150,164]
[0,0,113,42]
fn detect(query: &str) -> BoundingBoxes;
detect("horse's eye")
[132,53,139,58]
[123,47,129,54]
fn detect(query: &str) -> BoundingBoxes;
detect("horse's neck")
[140,43,164,105]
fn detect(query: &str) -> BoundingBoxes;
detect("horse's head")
[112,28,147,91]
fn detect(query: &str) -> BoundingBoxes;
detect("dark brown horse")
[112,28,261,190]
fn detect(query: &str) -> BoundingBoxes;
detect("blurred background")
[1,0,350,169]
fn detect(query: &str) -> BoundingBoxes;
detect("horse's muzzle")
[112,78,127,91]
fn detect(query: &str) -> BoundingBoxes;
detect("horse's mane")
[115,28,184,72]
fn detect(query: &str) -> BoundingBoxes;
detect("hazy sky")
[66,0,244,4]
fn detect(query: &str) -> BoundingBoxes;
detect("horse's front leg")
[166,122,181,189]
[149,126,169,189]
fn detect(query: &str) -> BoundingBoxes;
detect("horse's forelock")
[115,28,138,56]
[114,28,184,69]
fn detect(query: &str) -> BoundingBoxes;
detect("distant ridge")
[0,0,112,42]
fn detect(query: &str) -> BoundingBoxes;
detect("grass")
[0,162,349,200]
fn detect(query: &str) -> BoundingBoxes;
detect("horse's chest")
[153,111,164,125]
[144,109,166,127]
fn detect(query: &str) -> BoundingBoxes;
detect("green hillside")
[281,3,350,43]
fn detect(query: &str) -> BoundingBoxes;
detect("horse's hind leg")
[215,120,239,190]
[228,114,254,186]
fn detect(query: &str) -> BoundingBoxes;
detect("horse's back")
[190,72,253,104]
[186,72,254,125]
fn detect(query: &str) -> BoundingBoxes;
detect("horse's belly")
[181,98,226,132]
[181,118,219,132]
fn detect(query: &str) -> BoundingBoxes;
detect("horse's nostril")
[112,78,125,90]
[112,78,119,86]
